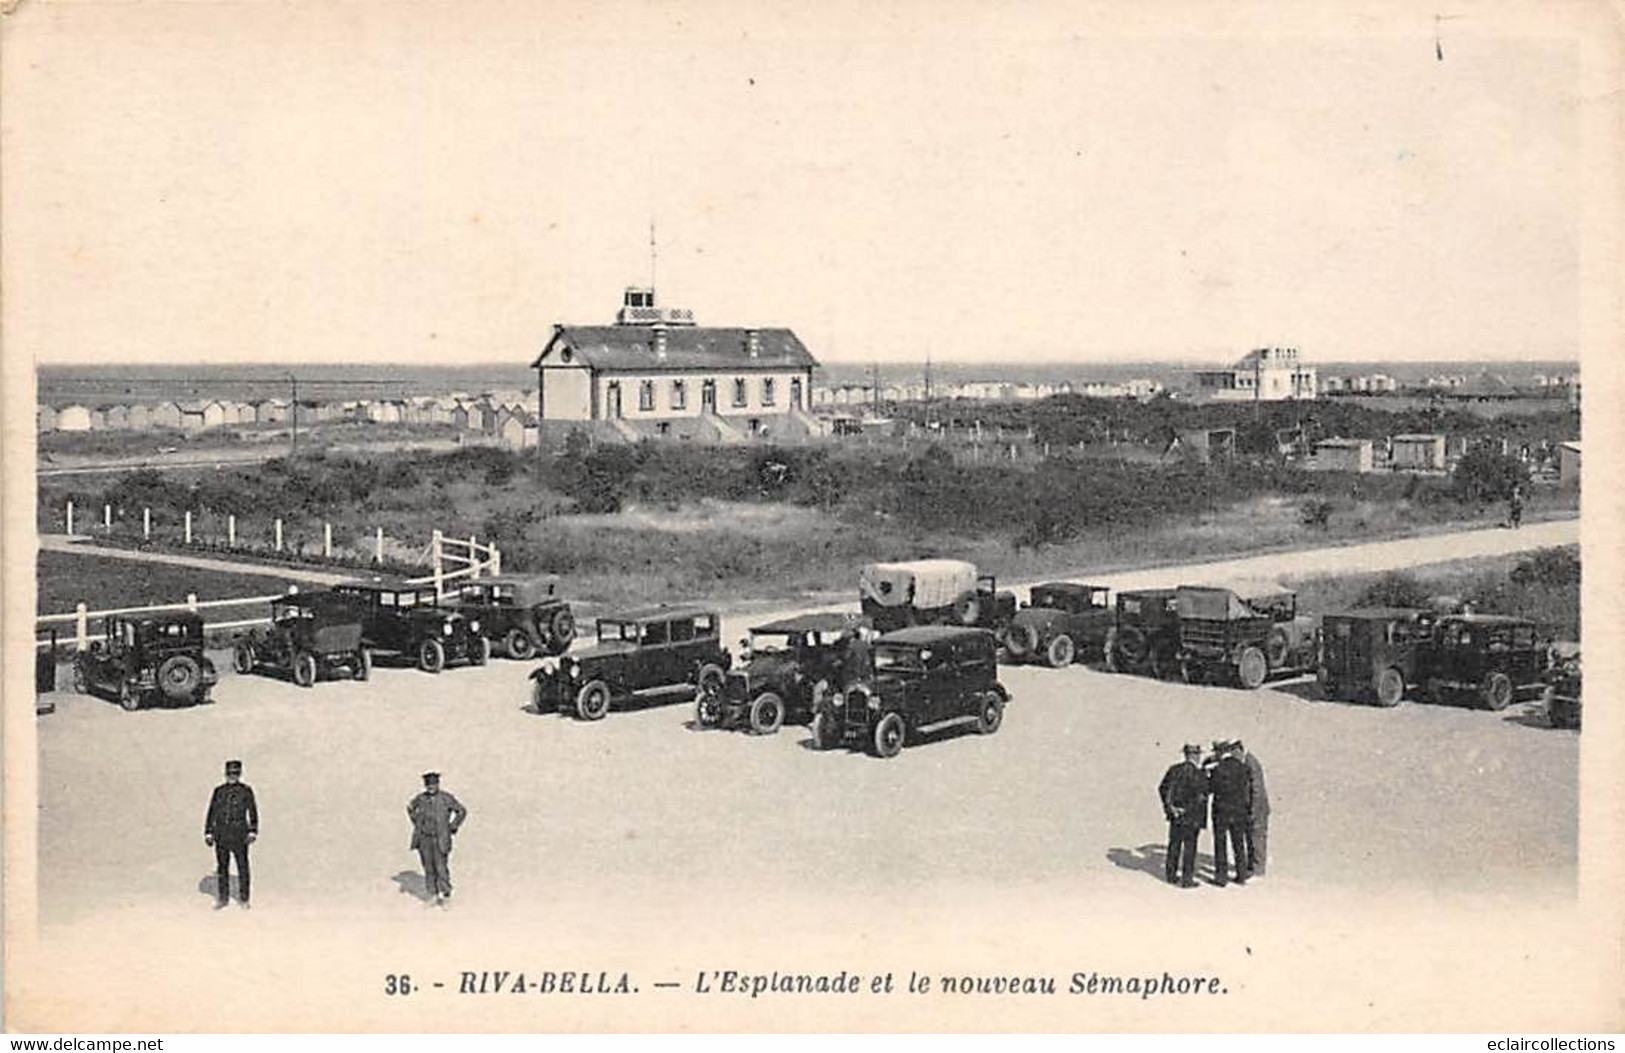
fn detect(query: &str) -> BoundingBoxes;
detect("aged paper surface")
[4,0,1623,1033]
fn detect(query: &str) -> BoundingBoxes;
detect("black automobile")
[455,574,576,659]
[330,579,489,673]
[812,625,1009,758]
[697,613,872,735]
[233,591,372,687]
[1317,607,1435,707]
[529,606,731,721]
[73,612,218,711]
[1003,582,1114,668]
[1104,588,1181,677]
[1543,642,1581,729]
[1421,613,1549,710]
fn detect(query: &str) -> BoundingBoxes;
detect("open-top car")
[1104,588,1181,677]
[233,591,371,687]
[811,625,1008,758]
[1317,607,1435,707]
[697,613,873,735]
[1543,641,1581,729]
[454,574,576,659]
[1003,582,1113,668]
[1174,580,1319,688]
[330,579,489,673]
[530,606,730,721]
[74,612,218,711]
[1422,613,1549,711]
[858,559,1016,635]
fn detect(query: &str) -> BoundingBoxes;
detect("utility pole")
[870,362,881,419]
[650,220,658,294]
[287,371,299,459]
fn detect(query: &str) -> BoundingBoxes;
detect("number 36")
[385,974,413,996]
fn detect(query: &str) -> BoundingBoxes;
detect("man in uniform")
[1235,740,1270,877]
[1207,741,1252,886]
[1157,744,1209,888]
[408,771,467,907]
[204,759,258,910]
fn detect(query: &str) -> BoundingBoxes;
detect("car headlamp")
[470,619,481,633]
[442,623,453,636]
[540,657,559,675]
[866,694,879,710]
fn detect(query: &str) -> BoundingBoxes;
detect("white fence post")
[75,603,88,652]
[186,593,198,612]
[104,504,112,533]
[66,501,74,536]
[184,511,192,544]
[324,522,333,558]
[490,545,502,577]
[468,535,479,579]
[375,526,384,564]
[432,530,444,598]
[287,584,299,594]
[274,518,283,552]
[228,514,237,547]
[143,507,151,540]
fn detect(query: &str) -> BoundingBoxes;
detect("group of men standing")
[205,762,467,910]
[1157,740,1269,889]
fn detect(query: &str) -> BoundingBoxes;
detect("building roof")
[1315,437,1371,449]
[599,604,717,624]
[1393,433,1444,442]
[534,325,817,373]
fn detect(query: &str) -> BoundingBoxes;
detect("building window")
[639,380,655,412]
[670,379,686,410]
[733,378,748,407]
[761,378,776,406]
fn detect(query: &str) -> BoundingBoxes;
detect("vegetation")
[36,550,300,618]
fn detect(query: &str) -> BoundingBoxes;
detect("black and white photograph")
[3,0,1621,1035]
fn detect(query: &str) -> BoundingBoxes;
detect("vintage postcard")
[3,0,1622,1034]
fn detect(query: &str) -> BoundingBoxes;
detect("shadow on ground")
[392,870,431,902]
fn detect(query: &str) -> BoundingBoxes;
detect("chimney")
[746,328,760,359]
[653,325,668,360]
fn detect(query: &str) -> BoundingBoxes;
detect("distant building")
[1315,437,1374,473]
[56,404,93,432]
[1193,347,1317,402]
[532,287,818,440]
[1390,434,1447,471]
[101,404,130,430]
[1558,441,1580,487]
[37,405,57,432]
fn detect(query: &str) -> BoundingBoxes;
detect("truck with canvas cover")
[1174,579,1318,689]
[857,559,1015,634]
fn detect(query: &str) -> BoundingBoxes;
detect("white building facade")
[1194,347,1318,402]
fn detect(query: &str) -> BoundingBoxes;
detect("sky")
[1,2,1605,367]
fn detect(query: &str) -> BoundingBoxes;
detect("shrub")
[1299,498,1333,529]
[1451,447,1527,503]
[1510,546,1580,587]
[1356,571,1435,609]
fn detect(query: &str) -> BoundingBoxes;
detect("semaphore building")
[530,286,821,443]
[1193,347,1317,402]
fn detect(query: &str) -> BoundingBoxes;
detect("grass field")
[36,550,300,617]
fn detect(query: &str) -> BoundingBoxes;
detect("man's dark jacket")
[1207,755,1253,823]
[1158,761,1209,829]
[205,782,259,842]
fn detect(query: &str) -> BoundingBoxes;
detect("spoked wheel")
[748,692,785,735]
[505,629,535,661]
[696,664,726,698]
[547,608,577,654]
[292,652,318,688]
[694,689,723,729]
[1373,667,1404,708]
[1480,671,1514,711]
[575,680,612,721]
[1005,624,1037,661]
[418,638,446,674]
[157,655,203,702]
[118,681,141,712]
[232,643,256,675]
[871,711,906,759]
[1236,647,1268,690]
[1046,634,1076,669]
[976,692,1005,735]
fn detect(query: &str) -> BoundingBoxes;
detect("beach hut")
[150,402,184,429]
[1390,434,1446,471]
[101,404,131,430]
[127,403,154,430]
[37,405,58,432]
[1314,438,1374,473]
[1558,442,1580,488]
[56,404,93,432]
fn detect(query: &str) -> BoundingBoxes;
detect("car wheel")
[696,663,726,696]
[1103,627,1120,673]
[575,680,611,721]
[871,711,906,759]
[1005,623,1036,660]
[976,692,1005,734]
[1046,633,1076,669]
[232,642,256,675]
[810,711,838,750]
[157,654,203,702]
[292,652,318,688]
[353,648,372,681]
[1236,646,1268,690]
[471,636,491,666]
[548,609,577,654]
[1480,671,1514,711]
[505,629,535,661]
[1374,667,1405,708]
[694,690,722,729]
[749,692,785,735]
[72,663,89,694]
[418,638,446,674]
[118,681,141,712]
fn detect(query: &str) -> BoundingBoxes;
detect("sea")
[35,359,1579,405]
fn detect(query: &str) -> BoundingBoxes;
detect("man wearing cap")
[1236,740,1270,877]
[204,759,259,910]
[1157,744,1209,888]
[408,772,467,907]
[1207,741,1253,886]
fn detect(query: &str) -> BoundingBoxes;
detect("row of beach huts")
[38,391,545,448]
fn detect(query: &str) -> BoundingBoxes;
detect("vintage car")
[1003,582,1113,668]
[1173,580,1318,688]
[1543,642,1581,729]
[697,613,873,734]
[1103,588,1181,677]
[329,579,489,673]
[811,625,1009,758]
[857,559,1016,634]
[1317,607,1435,707]
[454,574,576,659]
[530,606,730,721]
[232,591,371,687]
[73,612,219,711]
[1422,613,1549,710]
